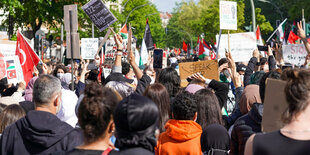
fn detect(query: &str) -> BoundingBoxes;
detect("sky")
[153,0,199,13]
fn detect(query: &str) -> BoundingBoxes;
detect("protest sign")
[216,32,257,62]
[82,0,117,32]
[179,60,219,87]
[283,44,307,66]
[81,38,98,59]
[0,42,17,57]
[220,1,237,30]
[262,78,287,133]
[4,56,24,84]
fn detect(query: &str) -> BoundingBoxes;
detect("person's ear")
[53,94,61,108]
[193,112,198,122]
[107,120,115,134]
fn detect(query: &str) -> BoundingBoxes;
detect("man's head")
[172,91,197,120]
[33,75,62,114]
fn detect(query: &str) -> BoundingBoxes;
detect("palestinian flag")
[198,39,211,59]
[120,24,128,39]
[288,23,300,44]
[139,19,154,66]
[182,40,188,52]
[276,19,287,43]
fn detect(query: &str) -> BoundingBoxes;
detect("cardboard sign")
[179,60,219,87]
[283,44,307,66]
[216,32,257,62]
[82,0,117,32]
[262,79,287,133]
[220,1,237,30]
[81,38,98,59]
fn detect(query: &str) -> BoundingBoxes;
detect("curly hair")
[144,83,171,132]
[158,67,180,98]
[195,88,223,128]
[52,64,68,77]
[78,83,119,144]
[172,91,197,120]
[283,69,310,124]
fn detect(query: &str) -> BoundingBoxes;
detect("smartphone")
[153,49,163,69]
[257,45,268,51]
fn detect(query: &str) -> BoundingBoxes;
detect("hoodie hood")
[164,119,202,142]
[15,110,74,148]
[248,103,264,125]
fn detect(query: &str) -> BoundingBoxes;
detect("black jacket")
[0,110,83,155]
[244,57,257,87]
[116,147,153,155]
[209,80,229,109]
[135,74,152,95]
[229,103,263,155]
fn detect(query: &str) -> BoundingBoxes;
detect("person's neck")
[78,135,111,151]
[35,105,56,115]
[281,105,310,140]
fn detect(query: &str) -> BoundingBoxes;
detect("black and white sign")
[82,0,117,32]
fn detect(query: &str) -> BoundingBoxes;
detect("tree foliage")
[166,0,246,48]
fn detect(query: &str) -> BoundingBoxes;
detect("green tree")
[121,0,165,48]
[252,8,273,37]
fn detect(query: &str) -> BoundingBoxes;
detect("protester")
[195,88,223,129]
[0,81,26,105]
[238,85,262,115]
[201,124,230,155]
[245,69,310,155]
[114,94,159,155]
[158,67,181,99]
[24,76,38,102]
[0,104,25,134]
[53,64,68,79]
[66,83,119,154]
[230,71,281,155]
[0,75,83,155]
[144,83,171,132]
[155,91,202,155]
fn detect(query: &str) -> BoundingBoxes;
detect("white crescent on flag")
[19,47,27,66]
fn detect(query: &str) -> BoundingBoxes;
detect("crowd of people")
[0,21,309,155]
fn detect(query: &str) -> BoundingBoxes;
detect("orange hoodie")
[155,119,203,155]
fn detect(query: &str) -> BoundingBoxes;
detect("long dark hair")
[144,83,171,132]
[0,104,25,133]
[195,89,223,129]
[158,67,180,98]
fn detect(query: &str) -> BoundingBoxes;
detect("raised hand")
[297,21,306,40]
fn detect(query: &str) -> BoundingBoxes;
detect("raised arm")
[297,21,310,55]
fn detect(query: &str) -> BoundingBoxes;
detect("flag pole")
[228,30,230,52]
[266,18,287,42]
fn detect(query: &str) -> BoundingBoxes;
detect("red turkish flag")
[15,32,40,84]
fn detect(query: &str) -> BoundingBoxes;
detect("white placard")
[0,44,16,57]
[283,44,307,66]
[4,56,24,84]
[220,1,237,30]
[81,38,98,59]
[217,32,257,62]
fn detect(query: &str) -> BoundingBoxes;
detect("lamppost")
[257,0,283,20]
[250,0,256,32]
[125,3,151,25]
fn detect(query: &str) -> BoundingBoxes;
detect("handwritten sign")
[217,32,257,62]
[283,44,307,66]
[262,79,287,132]
[179,60,219,87]
[81,38,98,59]
[82,0,117,32]
[220,1,237,30]
[4,56,24,84]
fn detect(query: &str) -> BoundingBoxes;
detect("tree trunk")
[8,14,14,40]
